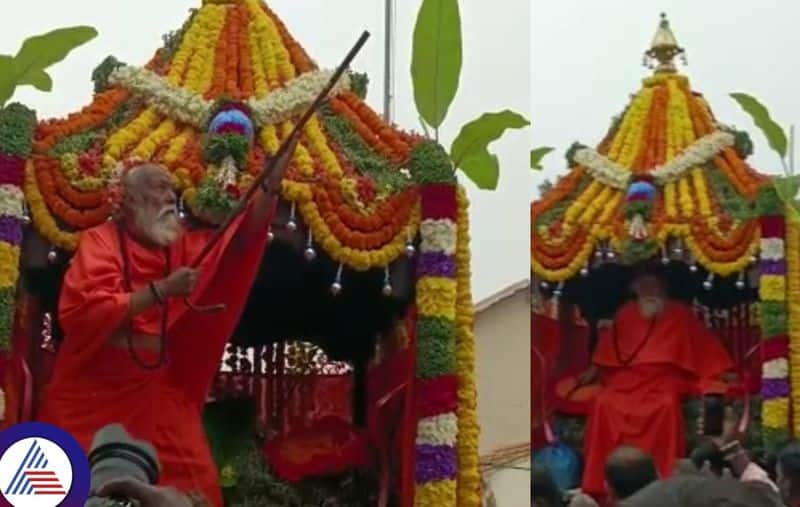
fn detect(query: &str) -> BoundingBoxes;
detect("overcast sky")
[1,0,530,301]
[531,0,798,199]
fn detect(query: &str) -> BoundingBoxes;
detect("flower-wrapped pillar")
[756,186,790,453]
[411,141,480,506]
[0,105,35,351]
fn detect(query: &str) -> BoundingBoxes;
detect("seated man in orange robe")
[576,269,734,498]
[37,137,297,506]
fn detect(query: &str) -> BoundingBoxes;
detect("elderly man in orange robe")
[576,269,735,498]
[37,137,298,506]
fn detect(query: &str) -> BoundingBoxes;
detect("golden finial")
[643,13,687,73]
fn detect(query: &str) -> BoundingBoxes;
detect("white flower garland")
[761,238,786,261]
[419,219,457,255]
[0,185,26,219]
[572,131,736,190]
[109,66,209,126]
[651,131,735,184]
[109,65,351,128]
[415,413,458,446]
[247,70,351,127]
[572,148,629,189]
[763,358,789,379]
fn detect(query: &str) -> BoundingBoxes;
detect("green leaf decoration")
[774,175,800,224]
[408,140,455,185]
[0,26,97,107]
[0,56,15,106]
[730,92,788,159]
[17,68,52,92]
[411,0,462,129]
[449,110,529,189]
[531,146,554,170]
[459,148,499,190]
[13,26,97,86]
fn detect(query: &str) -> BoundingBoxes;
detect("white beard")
[134,205,182,247]
[638,297,664,319]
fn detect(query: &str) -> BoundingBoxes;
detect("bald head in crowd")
[604,446,658,502]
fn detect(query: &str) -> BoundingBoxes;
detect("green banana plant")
[0,26,98,108]
[410,0,529,190]
[730,93,800,222]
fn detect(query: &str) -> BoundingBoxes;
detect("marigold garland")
[786,216,800,435]
[454,186,481,506]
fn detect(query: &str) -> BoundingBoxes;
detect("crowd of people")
[533,438,800,507]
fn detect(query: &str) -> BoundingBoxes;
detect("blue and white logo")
[0,423,89,507]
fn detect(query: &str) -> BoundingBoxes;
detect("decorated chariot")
[0,1,482,505]
[532,14,798,480]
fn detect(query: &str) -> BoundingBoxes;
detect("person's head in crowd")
[604,446,658,503]
[619,475,783,507]
[533,463,563,507]
[689,440,727,477]
[778,441,800,506]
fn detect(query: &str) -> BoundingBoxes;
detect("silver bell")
[382,283,393,297]
[736,279,746,290]
[689,264,698,273]
[404,243,416,257]
[540,281,550,290]
[703,279,713,290]
[605,250,616,260]
[330,281,342,296]
[580,266,589,277]
[267,230,275,242]
[47,249,58,263]
[304,247,317,261]
[286,219,298,232]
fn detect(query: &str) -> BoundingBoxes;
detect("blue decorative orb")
[626,180,656,200]
[208,109,255,141]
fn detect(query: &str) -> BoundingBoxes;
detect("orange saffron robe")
[581,301,734,496]
[37,201,274,506]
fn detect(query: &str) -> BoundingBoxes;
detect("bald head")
[120,163,181,248]
[605,446,658,500]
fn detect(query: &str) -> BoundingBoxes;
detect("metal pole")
[791,124,795,175]
[383,0,395,122]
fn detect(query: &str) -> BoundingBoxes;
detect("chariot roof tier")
[532,13,768,283]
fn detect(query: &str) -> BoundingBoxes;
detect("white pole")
[791,124,795,175]
[383,0,395,122]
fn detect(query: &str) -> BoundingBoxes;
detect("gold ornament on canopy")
[643,13,687,73]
